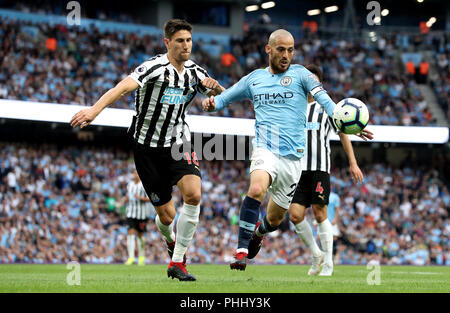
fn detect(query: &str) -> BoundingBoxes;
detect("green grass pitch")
[1,264,449,293]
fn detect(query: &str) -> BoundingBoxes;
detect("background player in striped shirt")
[124,170,152,266]
[71,19,225,281]
[203,29,338,271]
[289,64,373,276]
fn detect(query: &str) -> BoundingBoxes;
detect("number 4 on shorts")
[316,182,324,194]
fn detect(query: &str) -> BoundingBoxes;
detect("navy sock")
[237,196,261,250]
[257,214,278,235]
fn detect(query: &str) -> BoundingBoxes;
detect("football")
[332,98,370,134]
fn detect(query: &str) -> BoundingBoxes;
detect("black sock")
[257,214,278,236]
[237,196,261,250]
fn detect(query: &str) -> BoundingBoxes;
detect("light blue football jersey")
[328,191,340,221]
[214,64,336,158]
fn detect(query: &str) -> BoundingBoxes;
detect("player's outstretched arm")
[70,77,139,128]
[202,74,251,113]
[338,132,364,184]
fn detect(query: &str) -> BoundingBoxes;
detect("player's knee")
[247,184,265,200]
[158,214,174,225]
[289,212,304,225]
[157,209,175,225]
[313,204,327,223]
[182,189,201,205]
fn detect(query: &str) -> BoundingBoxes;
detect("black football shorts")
[132,141,201,207]
[292,170,330,207]
[127,218,149,233]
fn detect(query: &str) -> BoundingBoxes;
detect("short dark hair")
[164,19,193,40]
[305,64,323,82]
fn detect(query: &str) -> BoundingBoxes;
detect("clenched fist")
[201,77,220,91]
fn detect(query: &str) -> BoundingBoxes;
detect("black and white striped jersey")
[302,101,339,173]
[126,181,151,220]
[128,53,211,148]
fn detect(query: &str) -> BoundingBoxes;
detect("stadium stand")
[0,13,444,125]
[429,33,450,122]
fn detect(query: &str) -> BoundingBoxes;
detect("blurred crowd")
[0,15,440,126]
[9,2,138,24]
[429,32,450,122]
[0,142,448,266]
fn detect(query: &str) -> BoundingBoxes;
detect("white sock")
[127,234,135,259]
[138,236,145,258]
[173,203,200,263]
[318,219,333,265]
[294,219,322,257]
[156,214,175,243]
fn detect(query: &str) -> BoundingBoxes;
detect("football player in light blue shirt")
[202,29,338,270]
[205,57,335,159]
[327,191,340,224]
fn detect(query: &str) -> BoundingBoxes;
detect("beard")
[270,58,290,73]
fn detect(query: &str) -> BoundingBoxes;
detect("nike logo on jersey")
[252,82,261,86]
[318,195,325,200]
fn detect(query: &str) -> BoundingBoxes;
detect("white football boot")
[319,263,334,276]
[308,251,325,276]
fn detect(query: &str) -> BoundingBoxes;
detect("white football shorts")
[249,146,302,209]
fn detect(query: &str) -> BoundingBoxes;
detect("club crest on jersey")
[254,159,264,166]
[150,193,160,203]
[136,65,147,74]
[280,76,292,86]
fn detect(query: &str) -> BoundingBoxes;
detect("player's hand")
[202,96,216,112]
[201,77,220,91]
[356,129,374,141]
[70,107,99,129]
[349,163,364,184]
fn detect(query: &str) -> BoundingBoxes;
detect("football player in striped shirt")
[70,19,225,281]
[124,170,152,266]
[288,64,373,276]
